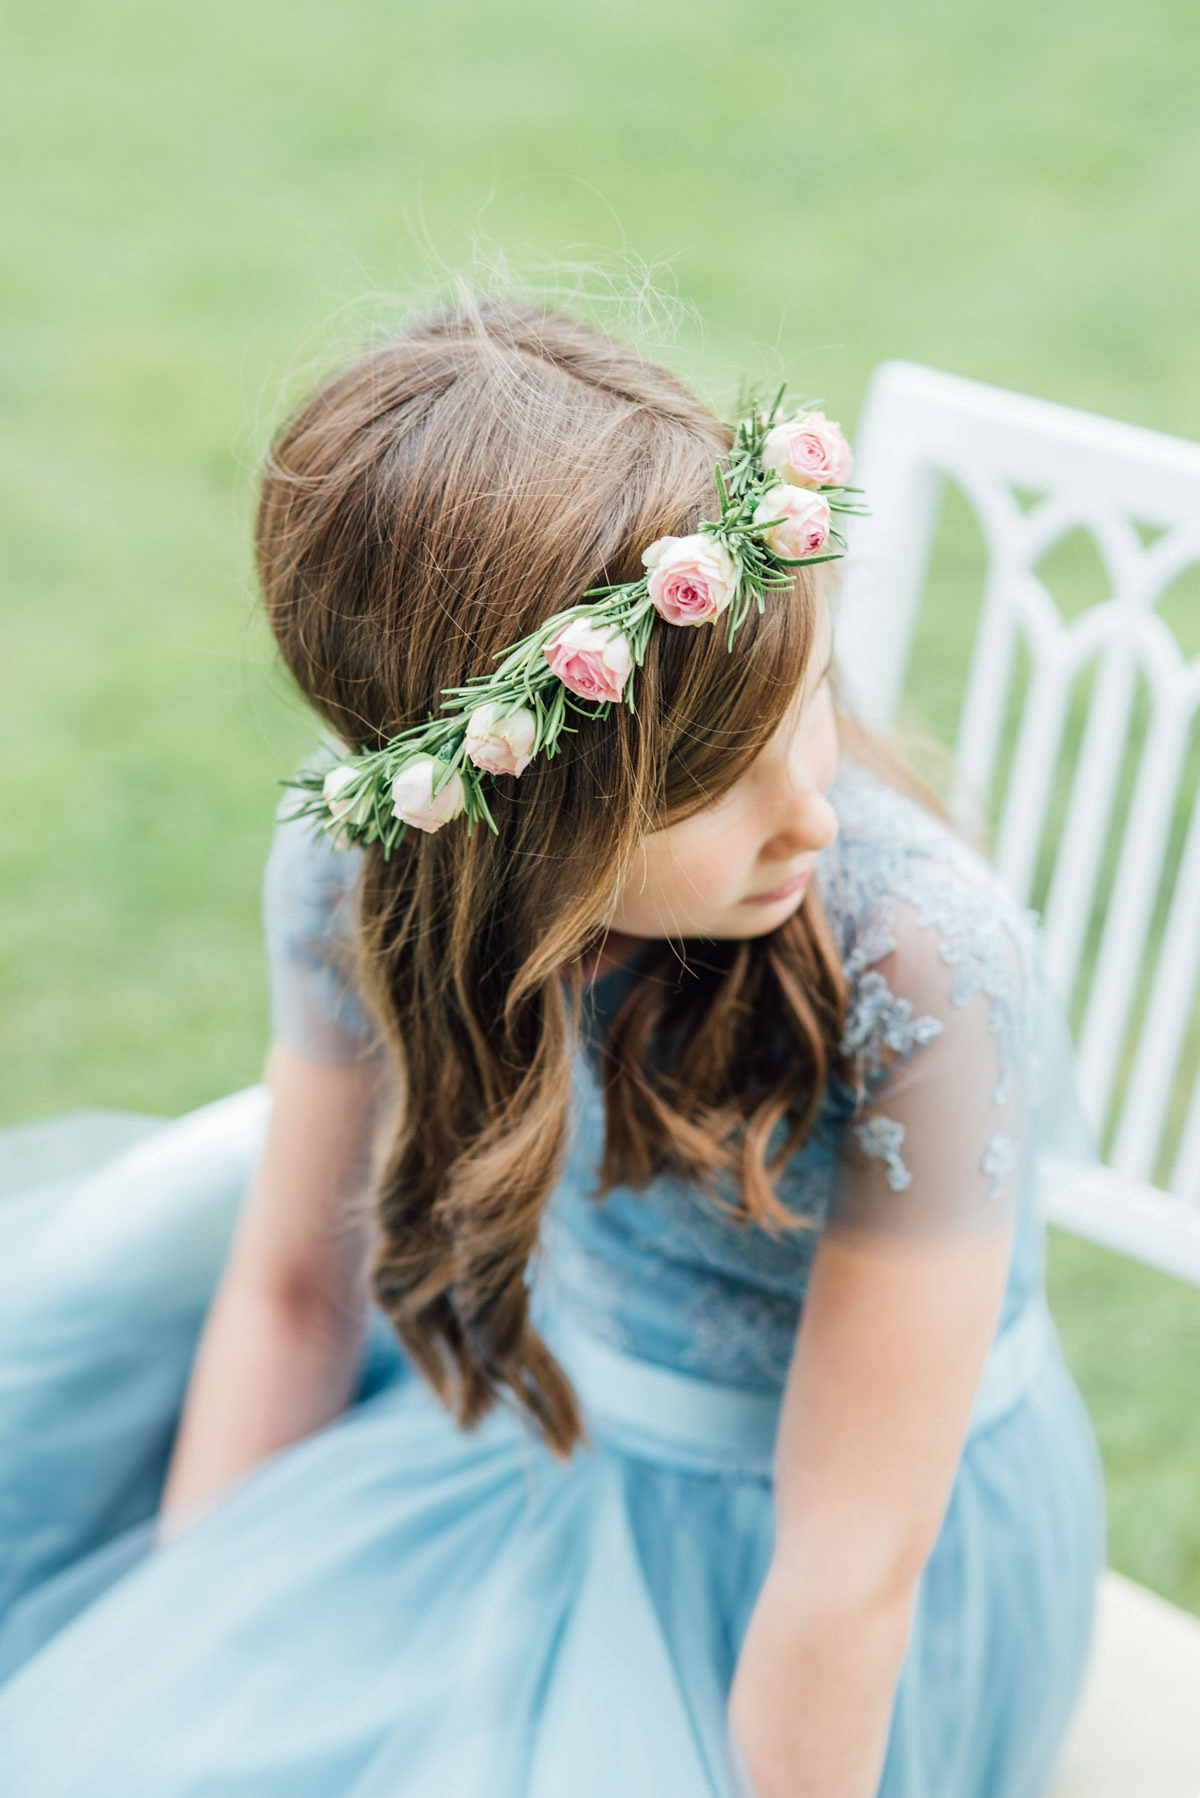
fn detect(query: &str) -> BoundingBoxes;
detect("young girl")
[0,297,1107,1797]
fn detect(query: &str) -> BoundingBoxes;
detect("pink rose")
[390,754,467,832]
[464,702,537,777]
[761,411,853,489]
[752,484,831,559]
[543,618,633,704]
[641,533,740,626]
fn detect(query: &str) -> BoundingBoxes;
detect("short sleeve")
[260,797,384,1067]
[828,860,1034,1241]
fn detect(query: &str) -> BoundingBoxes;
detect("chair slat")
[1077,696,1193,1146]
[992,602,1076,905]
[1040,643,1138,1007]
[1113,786,1200,1196]
[948,567,1019,814]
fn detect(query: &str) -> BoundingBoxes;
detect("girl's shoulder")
[816,757,1044,1111]
[261,773,377,1065]
[262,736,363,955]
[818,755,1039,963]
[262,775,364,956]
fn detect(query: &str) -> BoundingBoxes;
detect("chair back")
[835,360,1200,1283]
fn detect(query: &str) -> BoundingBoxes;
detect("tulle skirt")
[0,1085,1106,1796]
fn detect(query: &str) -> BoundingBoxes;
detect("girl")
[0,297,1106,1796]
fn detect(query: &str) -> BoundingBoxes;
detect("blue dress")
[0,757,1107,1796]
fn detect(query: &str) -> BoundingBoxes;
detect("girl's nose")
[807,790,840,851]
[763,788,840,859]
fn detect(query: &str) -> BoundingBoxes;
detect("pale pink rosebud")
[464,702,538,777]
[761,411,853,489]
[641,533,740,626]
[322,763,374,829]
[390,755,466,832]
[752,484,831,559]
[543,618,634,705]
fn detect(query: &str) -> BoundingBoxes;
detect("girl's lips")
[744,866,814,904]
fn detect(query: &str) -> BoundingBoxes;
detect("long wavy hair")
[256,295,956,1458]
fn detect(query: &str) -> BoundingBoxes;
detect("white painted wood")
[947,562,1021,821]
[1048,1569,1200,1796]
[839,361,1200,1278]
[990,593,1073,905]
[1112,691,1200,1190]
[1075,673,1191,1143]
[1040,640,1141,1019]
[1039,1152,1200,1288]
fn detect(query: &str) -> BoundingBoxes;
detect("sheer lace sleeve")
[260,798,383,1067]
[827,856,1034,1242]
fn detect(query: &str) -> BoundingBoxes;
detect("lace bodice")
[261,757,1099,1390]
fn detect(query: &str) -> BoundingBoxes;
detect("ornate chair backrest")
[835,360,1200,1284]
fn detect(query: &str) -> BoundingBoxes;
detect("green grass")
[3,0,1199,1612]
[1045,1229,1200,1610]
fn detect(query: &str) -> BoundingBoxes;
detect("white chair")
[838,359,1200,1796]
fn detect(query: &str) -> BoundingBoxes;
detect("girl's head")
[256,295,858,1455]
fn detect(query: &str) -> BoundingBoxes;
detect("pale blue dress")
[0,757,1107,1796]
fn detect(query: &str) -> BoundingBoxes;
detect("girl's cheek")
[705,834,752,903]
[820,690,840,770]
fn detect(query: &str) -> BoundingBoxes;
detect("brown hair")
[256,296,956,1458]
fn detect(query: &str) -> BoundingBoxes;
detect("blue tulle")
[0,759,1111,1794]
[0,1083,1105,1796]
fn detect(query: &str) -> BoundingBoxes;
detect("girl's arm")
[729,878,1031,1796]
[727,1219,1015,1798]
[155,1040,390,1545]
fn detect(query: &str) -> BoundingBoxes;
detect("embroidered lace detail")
[853,1113,913,1190]
[818,763,1039,1113]
[982,1131,1018,1201]
[677,1283,800,1386]
[840,967,946,1088]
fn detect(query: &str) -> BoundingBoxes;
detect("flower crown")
[282,393,863,854]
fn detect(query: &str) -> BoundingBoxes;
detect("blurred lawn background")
[3,0,1199,1611]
